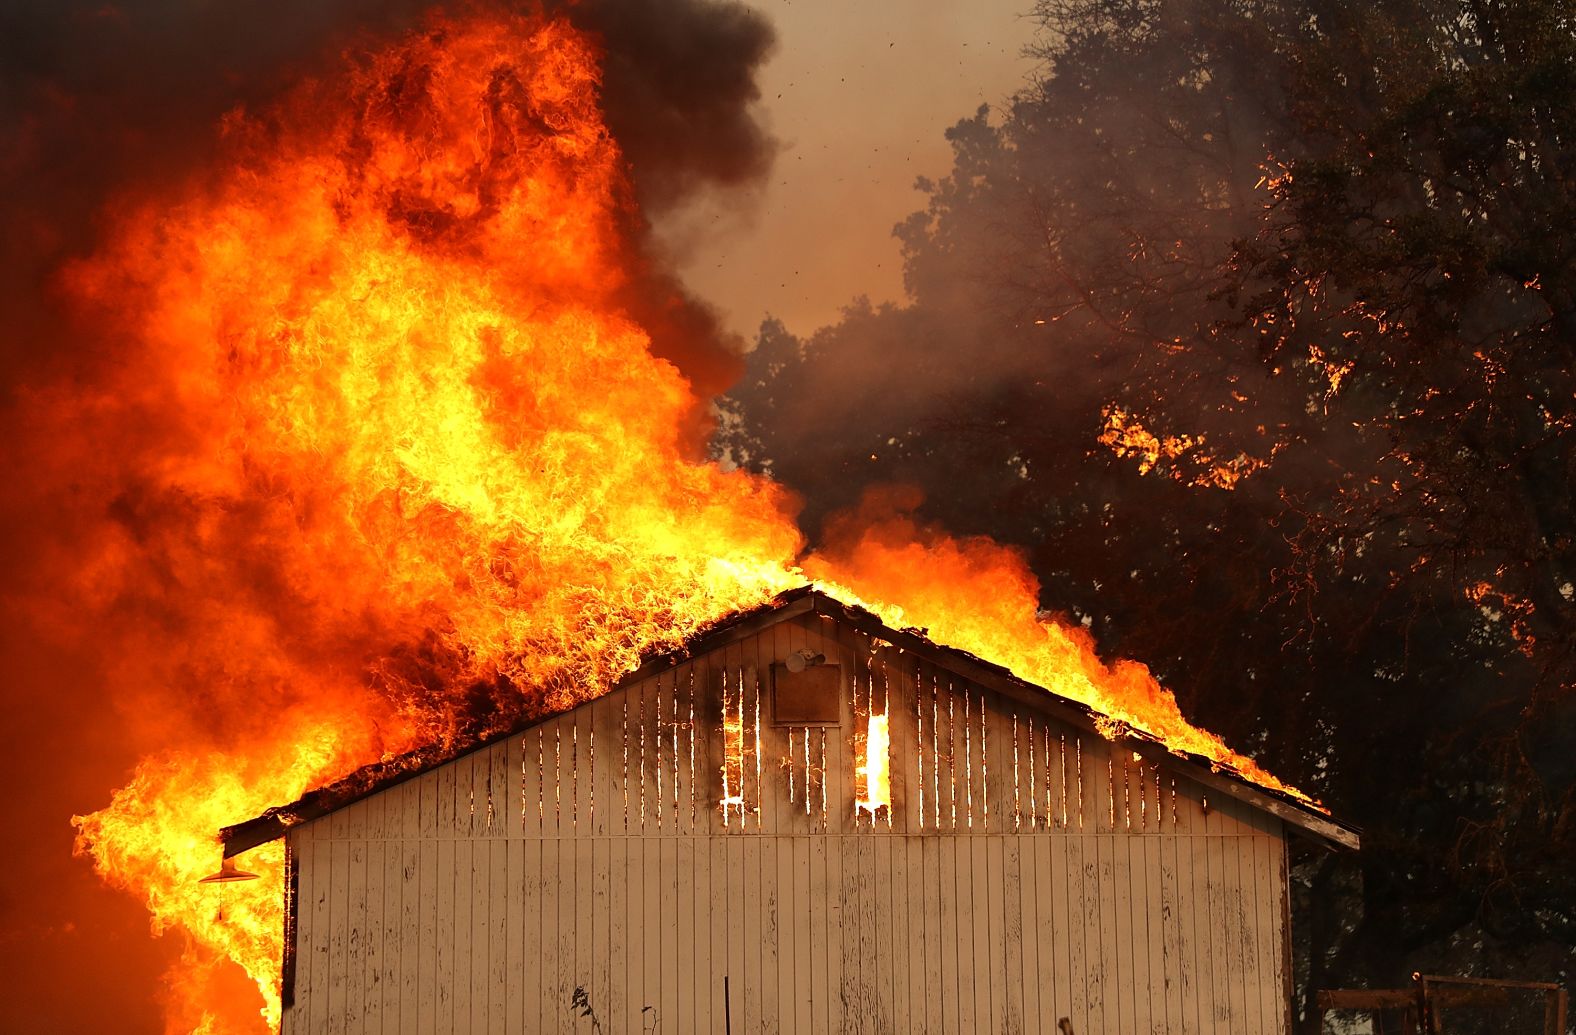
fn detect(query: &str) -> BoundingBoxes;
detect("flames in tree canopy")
[57,8,1310,1031]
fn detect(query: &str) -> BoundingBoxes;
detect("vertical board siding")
[282,613,1292,1035]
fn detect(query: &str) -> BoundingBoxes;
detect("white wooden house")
[221,588,1359,1034]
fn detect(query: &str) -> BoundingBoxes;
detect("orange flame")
[1098,404,1270,490]
[56,10,1314,1033]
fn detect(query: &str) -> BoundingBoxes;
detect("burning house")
[220,588,1358,1034]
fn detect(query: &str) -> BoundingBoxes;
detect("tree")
[1226,0,1576,1000]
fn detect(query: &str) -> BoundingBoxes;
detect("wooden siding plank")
[1124,763,1145,1035]
[504,834,522,1035]
[1203,803,1229,1034]
[1018,830,1042,1035]
[537,774,559,1033]
[604,830,627,1035]
[558,728,579,1029]
[664,834,691,1035]
[958,838,983,1027]
[763,834,784,1034]
[1112,827,1136,1035]
[1087,831,1110,1035]
[594,690,618,1023]
[689,659,714,1035]
[301,832,323,1035]
[699,653,727,1030]
[863,830,883,1031]
[488,834,507,1034]
[1242,829,1269,1035]
[775,830,797,1035]
[328,835,348,1035]
[1083,739,1109,1033]
[728,833,747,1034]
[840,832,866,1032]
[1234,809,1263,1035]
[1035,829,1062,1035]
[382,797,403,1033]
[840,827,863,1031]
[501,739,521,1035]
[789,834,811,1034]
[434,834,455,1035]
[344,836,365,1035]
[1254,831,1281,1034]
[812,830,833,1035]
[1159,819,1185,1035]
[1144,827,1166,1034]
[570,832,594,1033]
[939,782,964,1034]
[1226,800,1251,1035]
[660,830,681,1033]
[1065,834,1090,1035]
[417,835,437,1035]
[460,831,479,1033]
[885,834,909,1034]
[451,837,471,1034]
[284,832,303,1035]
[986,832,1008,1035]
[304,826,326,1035]
[642,693,663,1026]
[1189,788,1213,1035]
[920,831,939,1033]
[953,817,977,1032]
[622,826,642,1034]
[361,839,383,1035]
[909,836,929,1034]
[520,825,542,1034]
[572,708,595,1035]
[728,831,747,1033]
[1004,833,1027,1035]
[1134,765,1159,1033]
[713,830,733,1034]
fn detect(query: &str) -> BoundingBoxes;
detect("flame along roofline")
[220,587,1360,857]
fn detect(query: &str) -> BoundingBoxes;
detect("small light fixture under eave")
[785,648,826,673]
[199,856,260,884]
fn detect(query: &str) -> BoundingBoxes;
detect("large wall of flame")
[59,12,800,1029]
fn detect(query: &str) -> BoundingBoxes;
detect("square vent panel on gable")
[771,658,842,726]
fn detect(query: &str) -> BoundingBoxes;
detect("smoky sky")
[0,2,777,1031]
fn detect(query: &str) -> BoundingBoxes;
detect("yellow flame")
[856,712,892,815]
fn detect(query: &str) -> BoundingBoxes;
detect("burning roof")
[220,587,1359,857]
